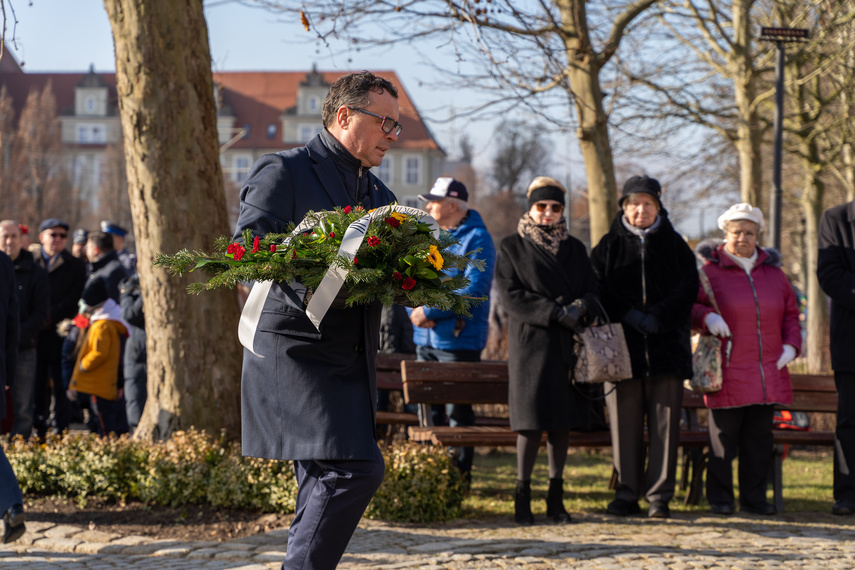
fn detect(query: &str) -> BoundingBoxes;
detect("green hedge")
[3,429,464,523]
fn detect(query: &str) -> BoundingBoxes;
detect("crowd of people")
[3,70,854,566]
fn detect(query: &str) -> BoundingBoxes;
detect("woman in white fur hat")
[692,203,802,516]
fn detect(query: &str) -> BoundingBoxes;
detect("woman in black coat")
[495,176,599,525]
[589,175,698,519]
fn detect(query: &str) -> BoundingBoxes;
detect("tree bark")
[731,0,763,207]
[104,0,243,441]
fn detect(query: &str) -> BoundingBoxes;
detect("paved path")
[2,510,855,568]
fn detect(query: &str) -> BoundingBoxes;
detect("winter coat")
[32,247,86,356]
[0,252,19,420]
[411,209,496,352]
[590,212,698,379]
[495,230,599,432]
[87,250,129,303]
[817,201,855,372]
[69,299,129,401]
[234,130,396,461]
[691,242,802,409]
[12,249,50,350]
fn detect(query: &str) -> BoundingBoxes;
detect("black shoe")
[2,503,25,544]
[832,500,855,516]
[514,480,535,526]
[710,502,734,515]
[741,502,776,516]
[546,478,572,524]
[606,498,641,517]
[648,500,670,519]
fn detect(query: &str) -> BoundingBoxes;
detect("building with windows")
[0,57,447,217]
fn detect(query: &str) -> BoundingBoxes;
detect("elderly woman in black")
[590,175,698,519]
[495,176,599,525]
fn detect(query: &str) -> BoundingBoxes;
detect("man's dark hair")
[322,71,398,128]
[87,230,114,252]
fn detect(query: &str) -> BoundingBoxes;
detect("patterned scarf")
[517,213,569,256]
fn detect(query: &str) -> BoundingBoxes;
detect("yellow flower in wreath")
[427,244,444,270]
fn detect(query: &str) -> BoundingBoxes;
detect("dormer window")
[307,96,320,113]
[85,95,97,114]
[267,123,277,139]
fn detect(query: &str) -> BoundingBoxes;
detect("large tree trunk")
[104,0,243,441]
[801,169,827,373]
[558,1,618,245]
[731,0,763,208]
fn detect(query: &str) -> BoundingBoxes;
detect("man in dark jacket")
[32,218,86,439]
[0,250,26,543]
[119,273,146,434]
[234,71,399,569]
[0,220,49,438]
[85,231,129,302]
[590,175,698,519]
[817,200,855,516]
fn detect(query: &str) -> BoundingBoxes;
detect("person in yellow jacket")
[67,280,129,436]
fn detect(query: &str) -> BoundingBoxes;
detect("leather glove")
[552,304,583,330]
[776,344,797,370]
[639,314,660,334]
[622,309,647,333]
[704,312,731,337]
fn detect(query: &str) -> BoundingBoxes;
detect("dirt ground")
[25,496,293,542]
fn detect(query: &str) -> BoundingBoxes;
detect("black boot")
[546,478,572,523]
[514,480,534,525]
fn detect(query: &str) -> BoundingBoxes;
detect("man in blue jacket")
[410,177,496,483]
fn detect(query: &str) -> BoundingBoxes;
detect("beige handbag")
[689,269,729,393]
[572,299,633,384]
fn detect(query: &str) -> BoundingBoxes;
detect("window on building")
[267,123,277,139]
[374,156,392,183]
[233,155,252,183]
[307,96,320,113]
[299,124,322,143]
[403,196,421,209]
[405,156,421,185]
[242,123,251,139]
[76,123,106,144]
[85,95,97,114]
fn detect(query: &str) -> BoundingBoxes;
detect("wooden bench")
[374,352,419,427]
[770,373,837,512]
[401,359,709,504]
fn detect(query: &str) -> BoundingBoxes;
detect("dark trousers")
[834,371,855,502]
[706,404,774,507]
[80,393,120,436]
[0,445,23,514]
[283,444,385,570]
[605,374,683,504]
[34,355,71,437]
[415,345,478,478]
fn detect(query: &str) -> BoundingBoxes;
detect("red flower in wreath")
[366,235,380,247]
[270,244,277,253]
[384,216,400,228]
[291,249,298,259]
[392,271,403,280]
[329,232,336,238]
[232,245,246,261]
[252,235,260,253]
[343,205,352,214]
[353,257,359,264]
[402,277,416,290]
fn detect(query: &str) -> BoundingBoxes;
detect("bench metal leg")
[772,444,785,513]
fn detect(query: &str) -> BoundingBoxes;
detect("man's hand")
[66,389,78,402]
[410,306,437,329]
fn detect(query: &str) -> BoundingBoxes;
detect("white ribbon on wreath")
[238,204,440,357]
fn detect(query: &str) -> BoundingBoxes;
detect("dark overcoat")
[495,231,598,432]
[818,200,855,372]
[33,248,86,356]
[590,212,698,379]
[1,252,19,420]
[234,133,396,461]
[12,249,49,350]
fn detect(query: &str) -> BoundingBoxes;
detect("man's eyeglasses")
[534,202,564,213]
[47,232,68,239]
[349,107,403,136]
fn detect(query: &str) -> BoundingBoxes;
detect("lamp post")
[759,26,809,250]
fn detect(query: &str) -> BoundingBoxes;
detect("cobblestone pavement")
[2,510,854,568]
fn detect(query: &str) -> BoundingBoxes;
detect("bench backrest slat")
[402,360,508,405]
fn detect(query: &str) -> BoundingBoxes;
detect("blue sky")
[4,0,562,173]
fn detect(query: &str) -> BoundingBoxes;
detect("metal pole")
[770,41,785,250]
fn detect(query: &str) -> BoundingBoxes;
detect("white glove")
[704,312,731,337]
[776,344,797,370]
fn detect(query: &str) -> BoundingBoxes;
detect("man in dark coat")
[32,218,86,439]
[0,220,49,438]
[85,231,130,302]
[817,200,855,516]
[0,250,26,543]
[590,175,698,519]
[234,71,399,570]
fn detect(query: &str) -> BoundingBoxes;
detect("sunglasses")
[48,232,68,239]
[534,202,564,213]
